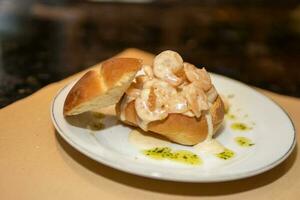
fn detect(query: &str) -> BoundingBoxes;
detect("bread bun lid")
[116,96,225,145]
[64,58,142,116]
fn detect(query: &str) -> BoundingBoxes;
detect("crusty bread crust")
[102,58,142,88]
[64,58,142,116]
[116,96,225,145]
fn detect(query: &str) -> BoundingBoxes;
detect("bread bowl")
[63,51,225,146]
[116,96,224,145]
[116,50,225,145]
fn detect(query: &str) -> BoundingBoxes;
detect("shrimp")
[153,50,184,86]
[134,79,176,130]
[182,83,209,118]
[168,93,189,114]
[140,78,189,114]
[143,79,177,107]
[183,62,212,91]
[206,85,218,103]
[125,85,141,99]
[135,75,149,89]
[135,88,168,123]
[120,85,141,121]
[142,64,154,78]
[177,80,189,91]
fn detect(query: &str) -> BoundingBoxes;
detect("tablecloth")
[0,49,299,200]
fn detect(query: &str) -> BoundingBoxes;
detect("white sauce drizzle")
[205,111,214,140]
[129,129,170,149]
[193,112,225,154]
[169,101,187,113]
[136,115,150,131]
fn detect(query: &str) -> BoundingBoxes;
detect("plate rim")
[51,74,296,182]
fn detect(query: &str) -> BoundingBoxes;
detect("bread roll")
[63,51,225,146]
[116,96,225,145]
[64,58,142,116]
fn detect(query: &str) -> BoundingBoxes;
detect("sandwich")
[63,51,225,145]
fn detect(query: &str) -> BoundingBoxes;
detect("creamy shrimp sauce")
[120,50,219,132]
[129,129,171,149]
[121,50,228,161]
[193,112,225,154]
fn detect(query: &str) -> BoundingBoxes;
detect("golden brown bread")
[64,58,142,116]
[116,96,225,145]
[63,53,225,146]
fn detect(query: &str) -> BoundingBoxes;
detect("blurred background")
[0,0,299,108]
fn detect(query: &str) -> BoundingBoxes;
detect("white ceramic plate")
[51,74,296,182]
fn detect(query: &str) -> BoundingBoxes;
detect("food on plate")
[116,50,225,145]
[63,50,225,147]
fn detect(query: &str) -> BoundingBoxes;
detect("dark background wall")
[0,0,299,107]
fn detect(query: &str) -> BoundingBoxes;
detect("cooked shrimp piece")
[177,80,189,91]
[183,62,212,91]
[134,78,178,130]
[120,86,141,122]
[135,88,168,124]
[182,83,209,118]
[206,85,218,103]
[153,50,184,86]
[142,64,154,78]
[135,75,149,89]
[134,65,154,88]
[143,79,177,106]
[168,93,189,114]
[125,86,141,99]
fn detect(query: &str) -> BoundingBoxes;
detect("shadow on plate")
[55,131,297,196]
[65,105,118,130]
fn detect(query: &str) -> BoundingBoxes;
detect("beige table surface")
[0,49,299,200]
